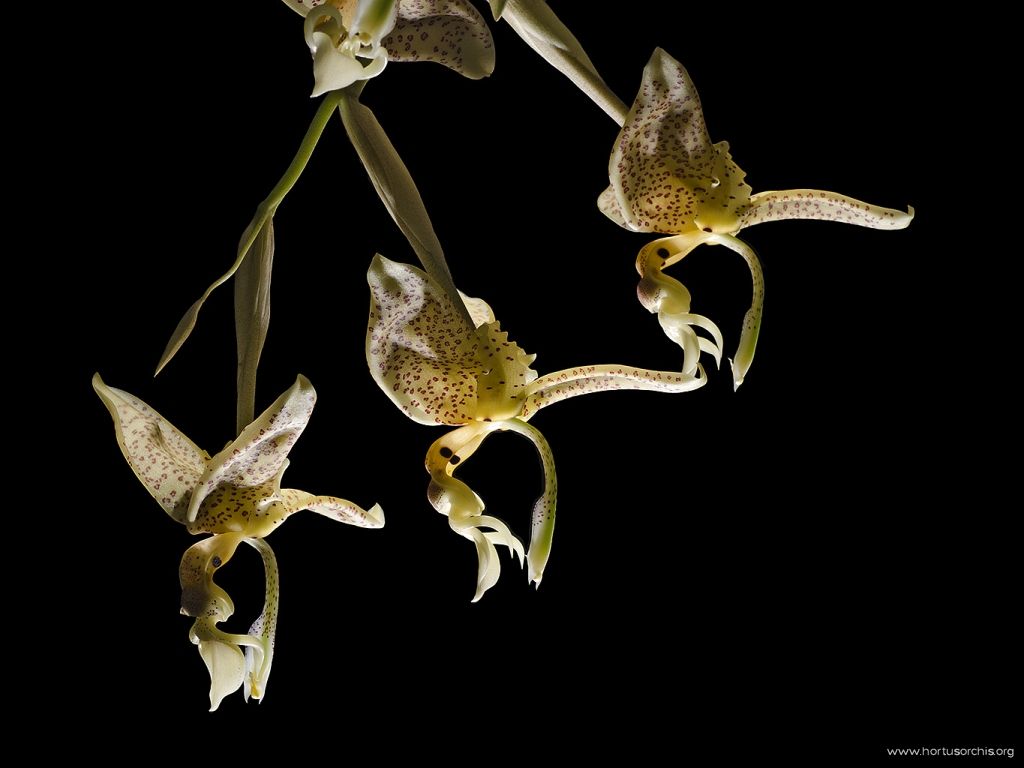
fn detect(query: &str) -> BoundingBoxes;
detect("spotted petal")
[604,48,751,234]
[243,537,279,703]
[384,0,495,79]
[367,254,484,425]
[273,488,386,529]
[93,373,209,524]
[187,376,317,522]
[501,419,556,588]
[739,190,914,230]
[521,363,706,419]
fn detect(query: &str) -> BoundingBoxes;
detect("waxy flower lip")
[94,373,383,708]
[366,254,705,600]
[600,48,913,389]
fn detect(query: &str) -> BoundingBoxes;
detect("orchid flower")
[599,49,914,389]
[367,254,705,601]
[93,373,383,710]
[282,0,495,95]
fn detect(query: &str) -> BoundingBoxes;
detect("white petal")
[93,374,208,523]
[197,639,247,712]
[310,32,373,96]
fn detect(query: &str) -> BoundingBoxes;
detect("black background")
[52,0,1015,760]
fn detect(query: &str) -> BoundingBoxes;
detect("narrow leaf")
[234,218,275,434]
[338,91,471,325]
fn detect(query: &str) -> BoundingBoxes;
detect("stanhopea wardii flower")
[367,254,705,601]
[281,0,496,96]
[599,48,914,389]
[94,373,383,710]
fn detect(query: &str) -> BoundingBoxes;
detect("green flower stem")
[246,92,343,253]
[232,92,342,432]
[156,93,343,433]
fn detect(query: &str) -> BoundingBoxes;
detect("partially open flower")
[281,0,495,95]
[600,49,913,388]
[94,373,383,709]
[367,254,704,600]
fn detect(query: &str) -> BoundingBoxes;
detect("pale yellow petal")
[739,189,914,230]
[385,0,495,78]
[182,535,267,709]
[473,320,538,421]
[636,232,724,375]
[607,48,750,234]
[353,0,398,45]
[501,419,556,588]
[188,376,316,523]
[309,31,381,97]
[458,291,496,328]
[243,537,279,703]
[521,364,706,419]
[179,534,244,621]
[426,424,525,601]
[707,234,764,390]
[293,492,386,529]
[366,254,534,423]
[367,254,483,424]
[597,186,630,228]
[93,374,208,523]
[197,638,246,712]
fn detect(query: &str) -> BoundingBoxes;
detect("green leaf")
[501,0,628,124]
[338,91,471,325]
[234,218,275,434]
